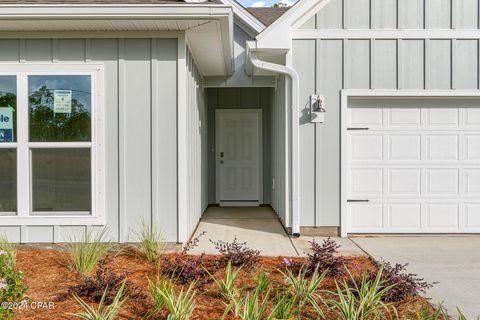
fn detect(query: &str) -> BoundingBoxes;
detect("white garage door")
[347,99,480,233]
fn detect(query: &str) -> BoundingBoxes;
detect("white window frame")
[0,63,105,225]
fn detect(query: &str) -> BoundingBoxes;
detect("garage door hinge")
[347,127,370,131]
[347,199,370,203]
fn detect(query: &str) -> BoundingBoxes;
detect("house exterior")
[0,0,479,243]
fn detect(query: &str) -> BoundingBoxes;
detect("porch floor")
[187,206,364,257]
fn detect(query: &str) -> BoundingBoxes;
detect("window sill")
[0,215,106,225]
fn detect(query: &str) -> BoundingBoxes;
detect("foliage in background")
[64,228,113,274]
[70,281,126,320]
[135,222,165,263]
[66,257,143,305]
[0,235,28,320]
[160,232,218,286]
[370,260,434,303]
[325,266,396,320]
[209,237,261,269]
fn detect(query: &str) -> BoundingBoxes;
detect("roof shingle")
[247,7,289,26]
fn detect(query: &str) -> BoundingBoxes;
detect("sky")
[238,0,297,8]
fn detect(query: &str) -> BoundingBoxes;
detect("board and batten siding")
[185,46,208,237]
[0,38,178,243]
[294,0,480,228]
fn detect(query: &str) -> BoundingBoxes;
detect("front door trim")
[215,109,263,205]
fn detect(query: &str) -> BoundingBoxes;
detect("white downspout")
[248,49,301,237]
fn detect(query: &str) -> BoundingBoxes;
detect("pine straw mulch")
[13,248,432,320]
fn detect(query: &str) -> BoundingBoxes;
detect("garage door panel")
[465,135,480,160]
[350,168,383,194]
[426,135,459,160]
[465,108,480,127]
[349,202,383,229]
[347,99,480,234]
[426,203,459,228]
[426,168,459,194]
[466,203,480,227]
[465,169,480,194]
[388,168,421,194]
[388,135,421,160]
[427,107,460,127]
[349,106,383,127]
[349,135,383,161]
[388,108,421,127]
[388,203,422,228]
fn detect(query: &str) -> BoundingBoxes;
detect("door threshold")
[219,201,260,207]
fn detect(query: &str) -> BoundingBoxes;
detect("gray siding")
[206,88,273,205]
[0,38,178,243]
[186,46,208,236]
[294,0,479,227]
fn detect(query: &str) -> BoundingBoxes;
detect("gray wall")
[0,38,178,243]
[206,87,273,204]
[294,0,480,227]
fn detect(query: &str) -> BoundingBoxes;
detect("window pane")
[29,75,91,142]
[0,76,16,143]
[32,148,91,213]
[0,149,16,213]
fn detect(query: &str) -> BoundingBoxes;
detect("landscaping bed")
[1,234,441,320]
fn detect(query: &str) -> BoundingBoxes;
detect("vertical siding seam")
[52,39,58,63]
[314,40,317,227]
[342,0,346,29]
[150,38,156,231]
[370,39,375,89]
[118,38,126,242]
[19,39,26,63]
[396,39,400,89]
[478,39,480,89]
[85,39,92,63]
[424,39,429,89]
[451,39,455,89]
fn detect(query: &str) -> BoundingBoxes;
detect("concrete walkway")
[352,236,480,319]
[189,206,363,257]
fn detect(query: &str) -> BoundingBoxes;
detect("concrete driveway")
[352,236,480,318]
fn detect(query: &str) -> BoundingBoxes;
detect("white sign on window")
[54,90,72,114]
[0,107,13,142]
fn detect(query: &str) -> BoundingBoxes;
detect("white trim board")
[292,29,480,40]
[340,89,480,237]
[215,109,263,205]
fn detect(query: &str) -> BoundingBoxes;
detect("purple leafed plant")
[209,237,261,269]
[304,238,345,276]
[160,232,219,286]
[372,261,435,302]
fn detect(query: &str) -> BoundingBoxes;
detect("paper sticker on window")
[54,90,72,114]
[0,107,13,142]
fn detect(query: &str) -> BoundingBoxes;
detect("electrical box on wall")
[310,94,325,123]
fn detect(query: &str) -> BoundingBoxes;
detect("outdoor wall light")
[310,94,325,123]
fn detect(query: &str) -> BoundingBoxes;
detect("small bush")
[371,261,434,303]
[208,260,242,301]
[0,236,28,320]
[64,228,112,274]
[67,258,143,305]
[159,232,218,286]
[209,237,260,269]
[0,235,16,269]
[70,281,126,320]
[305,238,345,276]
[135,222,165,262]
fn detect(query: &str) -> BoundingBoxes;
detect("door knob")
[220,152,224,158]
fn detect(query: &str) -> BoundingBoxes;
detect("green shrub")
[65,228,112,274]
[136,222,165,262]
[70,281,126,320]
[208,260,242,302]
[148,277,197,320]
[0,236,28,320]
